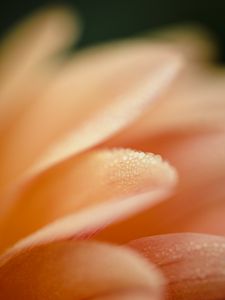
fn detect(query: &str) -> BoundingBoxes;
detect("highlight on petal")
[0,240,164,300]
[0,149,177,257]
[0,37,181,188]
[128,233,225,300]
[96,132,225,242]
[104,67,225,149]
[101,28,225,149]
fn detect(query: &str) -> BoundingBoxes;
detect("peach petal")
[0,240,164,299]
[148,25,217,61]
[102,28,224,149]
[95,132,225,242]
[134,131,225,236]
[0,9,80,193]
[0,39,181,187]
[0,148,177,254]
[128,233,225,300]
[104,66,225,149]
[0,8,77,131]
[135,67,225,134]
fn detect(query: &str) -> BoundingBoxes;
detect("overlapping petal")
[0,148,177,254]
[95,131,225,243]
[95,30,225,242]
[0,240,164,300]
[102,28,225,148]
[129,233,225,300]
[0,9,225,300]
[0,8,77,132]
[0,25,181,189]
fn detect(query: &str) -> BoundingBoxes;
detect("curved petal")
[0,240,164,300]
[130,131,225,236]
[95,132,225,242]
[148,25,218,61]
[0,149,177,253]
[103,66,225,150]
[102,27,225,148]
[0,38,181,188]
[0,7,77,131]
[128,233,225,300]
[0,8,80,193]
[94,32,225,241]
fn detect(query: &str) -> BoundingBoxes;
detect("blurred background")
[0,0,225,60]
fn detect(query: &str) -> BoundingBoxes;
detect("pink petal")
[128,233,225,300]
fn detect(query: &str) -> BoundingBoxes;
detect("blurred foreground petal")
[0,149,177,253]
[129,233,225,300]
[0,240,164,300]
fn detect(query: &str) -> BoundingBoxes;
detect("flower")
[0,8,225,300]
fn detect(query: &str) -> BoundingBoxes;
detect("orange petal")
[0,38,181,188]
[0,240,164,300]
[128,233,225,300]
[0,148,177,253]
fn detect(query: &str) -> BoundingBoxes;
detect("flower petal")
[102,28,225,148]
[128,233,225,300]
[104,67,225,150]
[0,39,181,188]
[0,7,77,131]
[0,149,177,253]
[0,240,164,300]
[95,132,225,242]
[148,25,218,61]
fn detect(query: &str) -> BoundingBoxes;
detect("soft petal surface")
[0,240,164,300]
[96,132,225,242]
[0,148,177,253]
[0,36,181,188]
[128,233,225,300]
[0,7,77,132]
[0,8,79,196]
[148,25,218,61]
[103,67,225,149]
[102,27,224,148]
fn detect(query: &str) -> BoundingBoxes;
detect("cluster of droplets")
[130,234,225,292]
[100,148,176,197]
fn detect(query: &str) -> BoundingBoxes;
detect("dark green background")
[0,0,225,59]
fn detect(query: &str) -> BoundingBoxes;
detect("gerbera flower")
[0,8,224,300]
